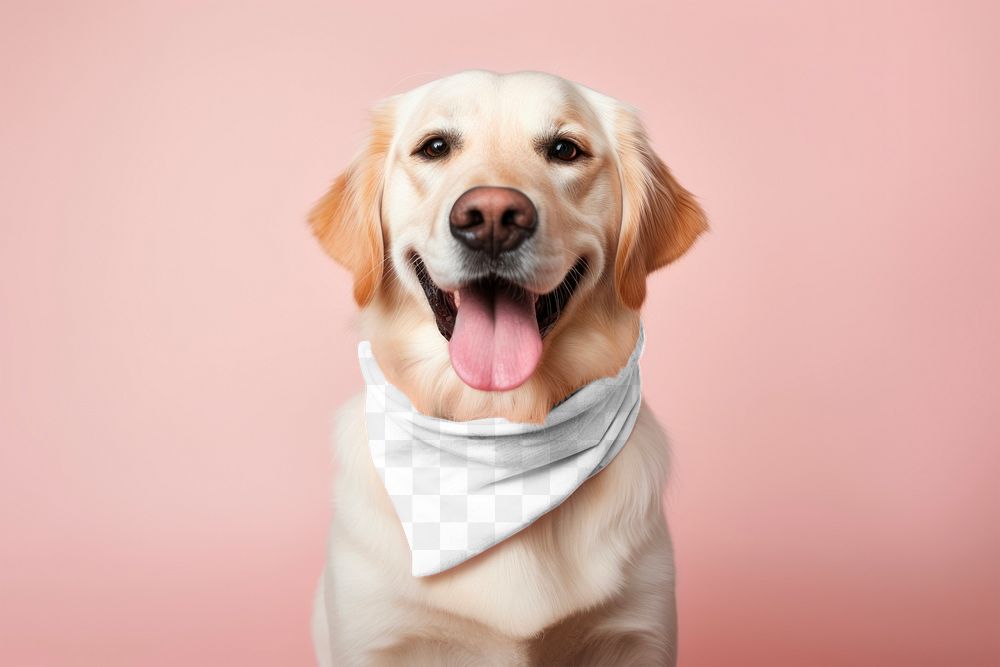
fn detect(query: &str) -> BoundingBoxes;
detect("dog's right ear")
[309,101,395,307]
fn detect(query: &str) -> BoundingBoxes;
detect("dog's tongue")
[449,285,542,391]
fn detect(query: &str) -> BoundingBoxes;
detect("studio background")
[1,1,997,665]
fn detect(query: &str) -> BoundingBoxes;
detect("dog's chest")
[327,399,669,640]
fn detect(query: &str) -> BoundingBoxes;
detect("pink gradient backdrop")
[2,1,998,665]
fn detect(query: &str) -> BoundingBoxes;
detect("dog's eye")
[548,139,582,162]
[418,137,450,159]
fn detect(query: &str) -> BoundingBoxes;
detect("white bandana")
[358,328,644,577]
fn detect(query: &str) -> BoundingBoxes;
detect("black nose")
[449,187,537,257]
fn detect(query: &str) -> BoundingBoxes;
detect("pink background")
[2,1,998,665]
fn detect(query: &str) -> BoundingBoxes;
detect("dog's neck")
[360,282,640,424]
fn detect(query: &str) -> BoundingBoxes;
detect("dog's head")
[311,71,706,421]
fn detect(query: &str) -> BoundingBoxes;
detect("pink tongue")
[448,286,542,391]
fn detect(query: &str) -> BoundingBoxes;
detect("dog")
[309,70,706,666]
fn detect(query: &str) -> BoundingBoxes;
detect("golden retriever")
[309,70,706,666]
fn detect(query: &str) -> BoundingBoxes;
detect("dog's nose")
[449,187,537,257]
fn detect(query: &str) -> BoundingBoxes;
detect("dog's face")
[311,71,705,420]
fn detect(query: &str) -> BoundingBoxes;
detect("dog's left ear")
[309,100,395,307]
[611,106,708,309]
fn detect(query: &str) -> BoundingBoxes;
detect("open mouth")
[413,255,588,392]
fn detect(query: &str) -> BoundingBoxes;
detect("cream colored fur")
[309,70,706,666]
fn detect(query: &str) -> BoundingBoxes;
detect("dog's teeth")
[453,291,461,308]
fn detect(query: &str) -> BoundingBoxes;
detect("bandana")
[358,328,644,577]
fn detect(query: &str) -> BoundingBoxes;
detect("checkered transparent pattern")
[358,329,644,576]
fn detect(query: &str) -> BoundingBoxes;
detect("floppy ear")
[613,107,708,309]
[308,102,394,307]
